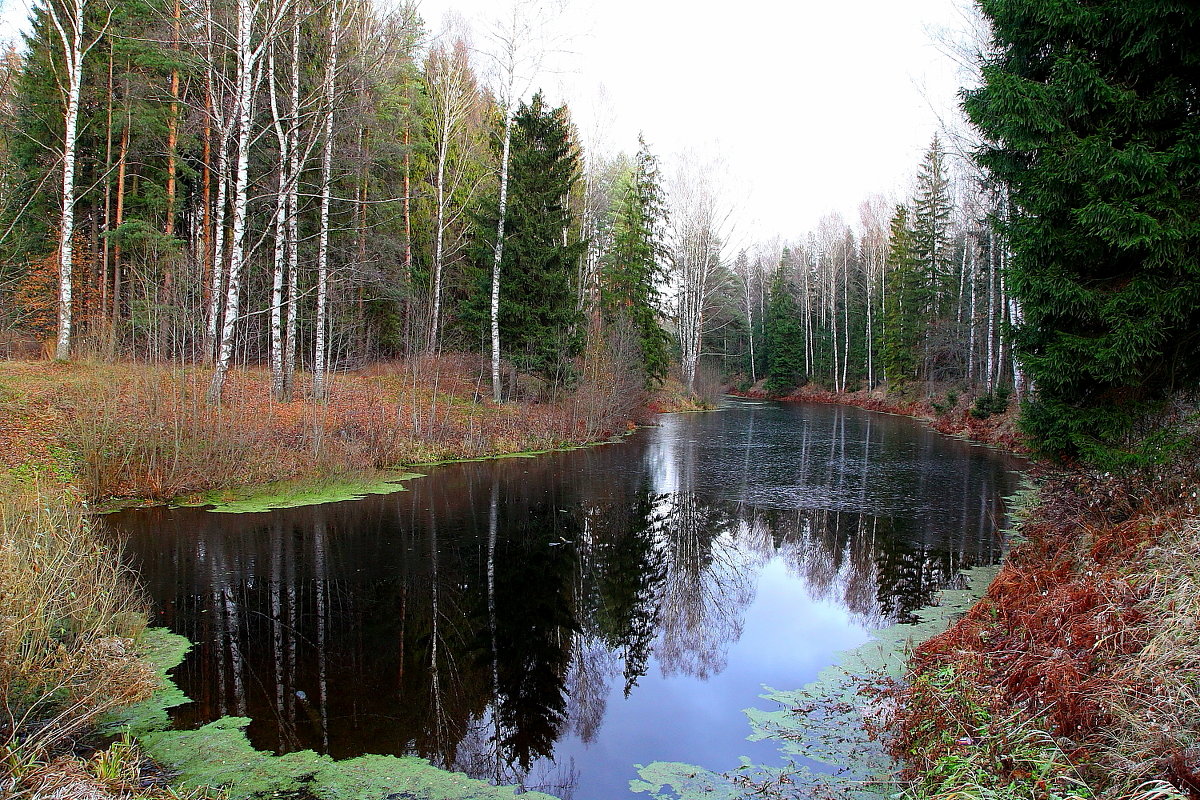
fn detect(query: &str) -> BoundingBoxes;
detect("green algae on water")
[174,471,426,514]
[105,629,558,800]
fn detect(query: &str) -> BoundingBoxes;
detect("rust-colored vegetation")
[0,354,662,503]
[888,467,1200,799]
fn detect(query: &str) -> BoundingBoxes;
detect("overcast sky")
[0,0,978,242]
[420,0,978,242]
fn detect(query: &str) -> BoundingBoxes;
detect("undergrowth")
[887,466,1200,800]
[0,475,157,796]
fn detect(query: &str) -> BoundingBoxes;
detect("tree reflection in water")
[107,400,1020,798]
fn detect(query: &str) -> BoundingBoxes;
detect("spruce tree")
[601,134,670,387]
[965,1,1200,462]
[468,92,585,383]
[763,256,805,395]
[911,135,953,320]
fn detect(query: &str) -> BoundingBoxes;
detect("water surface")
[106,399,1022,799]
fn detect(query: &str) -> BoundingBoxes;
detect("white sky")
[421,0,978,242]
[0,0,977,242]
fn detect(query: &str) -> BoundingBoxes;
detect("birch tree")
[207,0,291,402]
[45,0,109,360]
[311,0,350,400]
[667,154,731,394]
[479,0,569,402]
[425,36,480,353]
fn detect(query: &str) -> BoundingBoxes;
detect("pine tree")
[965,1,1200,462]
[601,134,669,387]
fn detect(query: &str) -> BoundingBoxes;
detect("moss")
[104,629,558,800]
[171,471,427,514]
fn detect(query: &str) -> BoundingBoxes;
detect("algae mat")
[103,629,557,800]
[173,471,427,514]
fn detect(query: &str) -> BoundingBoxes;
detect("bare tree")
[667,152,734,394]
[425,34,482,353]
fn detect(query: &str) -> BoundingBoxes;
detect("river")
[104,398,1023,799]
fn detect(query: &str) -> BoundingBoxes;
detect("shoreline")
[0,358,703,799]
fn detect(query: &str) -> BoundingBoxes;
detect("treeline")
[709,136,1024,408]
[0,0,672,404]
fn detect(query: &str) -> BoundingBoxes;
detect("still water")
[105,399,1022,799]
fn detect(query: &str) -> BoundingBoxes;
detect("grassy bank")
[1,355,659,504]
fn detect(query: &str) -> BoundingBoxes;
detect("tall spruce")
[601,134,669,387]
[470,92,585,385]
[763,254,805,395]
[965,1,1200,462]
[910,135,954,369]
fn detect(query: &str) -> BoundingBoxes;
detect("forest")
[0,0,1031,419]
[4,0,1200,799]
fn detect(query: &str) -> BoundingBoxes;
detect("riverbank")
[886,463,1200,800]
[0,356,691,799]
[753,385,1198,799]
[733,384,1026,452]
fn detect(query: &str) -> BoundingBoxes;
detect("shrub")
[0,478,154,768]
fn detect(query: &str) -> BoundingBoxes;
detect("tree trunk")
[489,109,514,403]
[312,0,343,401]
[50,0,89,361]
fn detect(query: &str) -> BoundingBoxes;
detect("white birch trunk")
[207,0,258,403]
[312,0,344,400]
[490,110,514,403]
[268,39,288,400]
[284,11,300,396]
[46,0,90,361]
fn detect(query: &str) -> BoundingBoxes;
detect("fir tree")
[965,1,1200,462]
[601,134,669,387]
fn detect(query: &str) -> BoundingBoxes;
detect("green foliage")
[762,256,805,395]
[602,135,670,387]
[970,386,1011,420]
[911,135,954,319]
[467,92,585,383]
[965,0,1200,463]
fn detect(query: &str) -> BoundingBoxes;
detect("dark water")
[104,399,1022,799]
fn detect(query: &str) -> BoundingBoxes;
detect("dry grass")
[0,352,647,502]
[887,466,1200,800]
[0,476,156,793]
[1100,518,1200,795]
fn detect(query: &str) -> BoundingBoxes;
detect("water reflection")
[106,400,1020,798]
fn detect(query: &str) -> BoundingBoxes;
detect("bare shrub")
[0,478,154,770]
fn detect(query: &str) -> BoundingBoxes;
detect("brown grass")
[887,466,1200,798]
[0,476,155,789]
[0,352,648,503]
